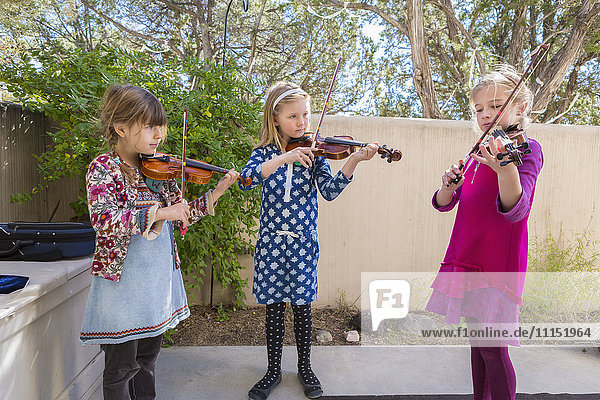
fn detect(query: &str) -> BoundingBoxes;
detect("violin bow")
[311,56,343,147]
[453,43,549,180]
[180,106,189,237]
[311,57,398,161]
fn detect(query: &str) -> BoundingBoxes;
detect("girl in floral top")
[80,84,238,400]
[240,82,377,400]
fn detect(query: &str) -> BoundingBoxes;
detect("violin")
[140,152,251,186]
[286,57,401,165]
[285,132,402,163]
[490,124,531,166]
[449,44,549,185]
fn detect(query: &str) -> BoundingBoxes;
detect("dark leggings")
[101,334,163,400]
[253,302,320,390]
[467,317,516,400]
[470,346,516,400]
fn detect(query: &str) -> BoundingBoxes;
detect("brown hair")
[469,64,533,131]
[256,82,310,150]
[99,84,167,182]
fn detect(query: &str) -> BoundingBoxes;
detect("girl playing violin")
[239,81,377,400]
[426,65,544,400]
[79,84,239,400]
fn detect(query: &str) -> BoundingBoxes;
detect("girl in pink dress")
[426,65,544,400]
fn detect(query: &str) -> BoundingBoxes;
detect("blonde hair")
[469,64,533,131]
[256,82,310,150]
[99,84,167,182]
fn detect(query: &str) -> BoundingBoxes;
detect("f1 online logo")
[369,280,411,331]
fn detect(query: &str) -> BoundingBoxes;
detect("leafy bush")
[0,46,262,306]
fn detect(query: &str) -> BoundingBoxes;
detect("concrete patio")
[87,345,600,399]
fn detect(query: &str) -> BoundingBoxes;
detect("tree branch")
[325,0,409,37]
[407,0,443,118]
[526,0,577,31]
[154,0,208,24]
[428,0,486,75]
[83,0,185,59]
[247,0,267,77]
[532,0,600,119]
[544,92,579,124]
[507,5,527,68]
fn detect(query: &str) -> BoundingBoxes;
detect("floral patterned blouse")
[86,152,214,281]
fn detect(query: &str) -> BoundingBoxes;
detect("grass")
[528,230,600,273]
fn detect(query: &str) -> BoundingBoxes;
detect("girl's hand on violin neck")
[283,147,315,168]
[350,143,378,162]
[471,136,517,176]
[156,202,191,228]
[441,163,464,191]
[340,144,378,179]
[435,163,464,207]
[213,169,240,201]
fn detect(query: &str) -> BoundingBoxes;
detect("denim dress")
[80,180,190,345]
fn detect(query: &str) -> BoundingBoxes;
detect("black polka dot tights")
[252,302,320,390]
[253,302,285,390]
[292,303,320,387]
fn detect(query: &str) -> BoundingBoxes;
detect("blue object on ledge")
[0,275,29,294]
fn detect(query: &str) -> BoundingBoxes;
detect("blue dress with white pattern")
[239,144,352,305]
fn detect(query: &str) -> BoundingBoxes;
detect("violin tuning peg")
[387,158,392,163]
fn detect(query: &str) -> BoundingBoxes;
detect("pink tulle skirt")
[425,266,520,346]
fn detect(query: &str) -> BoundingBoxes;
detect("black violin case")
[0,222,96,261]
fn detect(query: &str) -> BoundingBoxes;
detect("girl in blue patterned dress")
[239,82,378,400]
[80,85,239,400]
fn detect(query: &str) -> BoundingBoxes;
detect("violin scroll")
[491,125,531,166]
[378,144,402,163]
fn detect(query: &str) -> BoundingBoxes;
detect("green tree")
[321,0,600,122]
[0,0,378,117]
[0,45,261,306]
[2,0,599,124]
